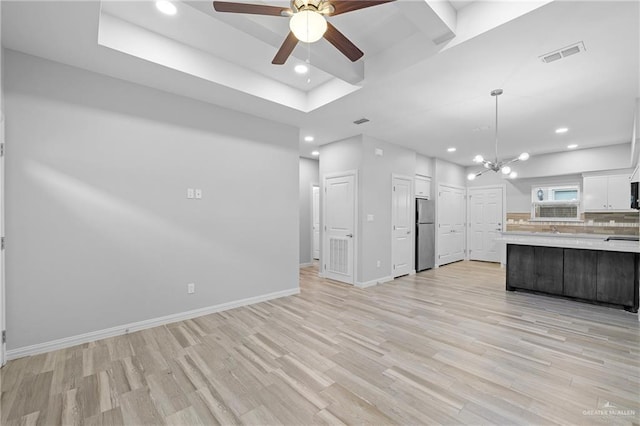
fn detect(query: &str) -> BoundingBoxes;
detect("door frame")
[391,174,415,277]
[0,111,5,366]
[436,183,467,267]
[321,170,358,284]
[310,183,319,261]
[466,184,506,264]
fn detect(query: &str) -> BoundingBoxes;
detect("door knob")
[406,231,410,235]
[346,234,353,238]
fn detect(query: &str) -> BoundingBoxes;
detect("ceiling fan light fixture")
[294,64,309,74]
[289,10,327,43]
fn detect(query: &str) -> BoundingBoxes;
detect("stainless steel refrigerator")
[416,198,435,271]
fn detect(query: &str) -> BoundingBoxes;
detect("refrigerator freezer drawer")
[416,223,435,271]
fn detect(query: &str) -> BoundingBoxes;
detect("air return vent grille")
[539,41,586,63]
[328,238,348,274]
[353,118,370,125]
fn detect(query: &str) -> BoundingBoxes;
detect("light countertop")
[496,232,640,253]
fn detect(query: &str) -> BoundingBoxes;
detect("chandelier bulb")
[519,152,530,161]
[473,155,484,163]
[467,173,477,181]
[509,171,518,179]
[501,166,511,175]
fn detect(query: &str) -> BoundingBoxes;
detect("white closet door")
[323,173,356,284]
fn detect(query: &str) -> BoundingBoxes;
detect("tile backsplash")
[506,211,639,236]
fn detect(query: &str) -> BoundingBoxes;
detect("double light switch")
[187,188,203,199]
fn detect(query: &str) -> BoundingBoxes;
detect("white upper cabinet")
[583,174,630,211]
[415,175,431,199]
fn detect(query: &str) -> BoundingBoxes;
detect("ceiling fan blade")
[213,1,292,16]
[272,32,299,65]
[329,0,395,16]
[323,22,363,62]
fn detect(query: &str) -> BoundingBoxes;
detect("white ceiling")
[2,1,639,166]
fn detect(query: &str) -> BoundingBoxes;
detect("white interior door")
[438,185,465,266]
[323,173,356,284]
[468,187,503,263]
[392,176,412,277]
[312,185,320,260]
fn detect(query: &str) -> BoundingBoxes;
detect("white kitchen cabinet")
[583,174,630,210]
[415,175,431,199]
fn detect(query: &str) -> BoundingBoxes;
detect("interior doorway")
[437,184,466,266]
[391,175,413,277]
[323,171,357,285]
[468,186,505,263]
[1,112,5,366]
[312,185,320,260]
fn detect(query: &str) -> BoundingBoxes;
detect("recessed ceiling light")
[156,0,177,15]
[304,135,314,142]
[447,147,456,152]
[294,64,309,74]
[555,127,569,134]
[311,150,319,156]
[567,144,578,149]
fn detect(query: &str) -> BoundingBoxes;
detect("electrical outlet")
[376,260,381,267]
[187,283,195,294]
[187,188,195,199]
[195,189,202,199]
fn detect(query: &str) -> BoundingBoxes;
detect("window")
[531,185,581,221]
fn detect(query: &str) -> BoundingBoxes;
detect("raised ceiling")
[2,1,639,164]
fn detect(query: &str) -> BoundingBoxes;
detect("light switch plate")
[367,214,374,222]
[187,188,195,199]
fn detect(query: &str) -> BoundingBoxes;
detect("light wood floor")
[1,261,639,425]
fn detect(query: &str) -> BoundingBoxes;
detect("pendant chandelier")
[467,89,530,181]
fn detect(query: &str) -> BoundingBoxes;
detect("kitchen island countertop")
[496,232,639,253]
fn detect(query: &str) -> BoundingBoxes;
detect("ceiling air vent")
[539,41,586,63]
[353,118,370,125]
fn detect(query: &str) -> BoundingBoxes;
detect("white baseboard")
[6,287,300,361]
[299,262,313,268]
[355,275,393,288]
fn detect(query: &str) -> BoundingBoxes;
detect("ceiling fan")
[212,0,395,65]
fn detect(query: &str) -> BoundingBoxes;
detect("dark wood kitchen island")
[497,233,639,312]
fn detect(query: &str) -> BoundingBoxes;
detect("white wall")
[360,136,416,283]
[318,135,416,284]
[416,154,434,177]
[318,135,363,279]
[299,158,318,265]
[466,143,634,211]
[4,50,300,351]
[434,158,466,188]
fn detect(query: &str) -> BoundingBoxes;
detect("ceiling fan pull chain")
[307,36,312,84]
